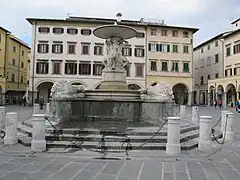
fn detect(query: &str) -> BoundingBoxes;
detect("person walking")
[214,100,218,108]
[39,96,44,110]
[218,99,222,109]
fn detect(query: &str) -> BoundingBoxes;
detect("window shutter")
[52,45,55,53]
[148,43,151,51]
[46,63,49,74]
[65,64,67,74]
[37,44,40,53]
[167,44,170,52]
[74,64,77,74]
[94,46,97,55]
[134,48,137,56]
[234,68,237,75]
[159,44,162,52]
[46,45,49,53]
[225,69,227,77]
[142,49,145,57]
[60,45,63,53]
[129,48,132,56]
[36,63,39,73]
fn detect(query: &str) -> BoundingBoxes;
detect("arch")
[225,83,236,92]
[36,81,54,104]
[70,81,88,88]
[209,85,215,106]
[94,82,102,90]
[226,83,237,106]
[128,84,141,90]
[172,83,189,105]
[209,85,215,91]
[35,79,55,90]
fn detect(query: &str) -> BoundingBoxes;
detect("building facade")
[193,33,225,105]
[0,26,30,105]
[146,23,198,105]
[208,26,240,107]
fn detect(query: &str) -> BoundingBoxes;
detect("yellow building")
[0,26,30,105]
[208,25,240,107]
[146,23,198,105]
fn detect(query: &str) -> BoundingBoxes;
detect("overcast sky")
[0,0,239,47]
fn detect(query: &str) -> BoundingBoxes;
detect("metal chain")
[212,116,222,129]
[211,115,227,144]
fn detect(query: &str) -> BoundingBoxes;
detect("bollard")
[46,103,50,115]
[31,114,46,152]
[4,112,18,145]
[192,106,199,124]
[180,105,186,120]
[166,117,181,156]
[198,116,212,152]
[33,103,40,114]
[221,110,229,133]
[225,112,235,141]
[0,107,5,143]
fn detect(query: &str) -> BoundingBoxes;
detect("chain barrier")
[211,115,227,144]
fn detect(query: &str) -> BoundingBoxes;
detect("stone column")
[46,103,50,115]
[207,93,211,106]
[33,103,40,114]
[31,114,46,152]
[221,110,229,133]
[192,106,199,124]
[223,92,227,108]
[166,117,180,155]
[180,105,186,120]
[225,112,235,141]
[198,116,212,152]
[188,92,192,106]
[4,112,18,145]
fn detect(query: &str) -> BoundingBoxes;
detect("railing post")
[198,116,212,152]
[221,110,229,133]
[166,117,181,155]
[180,105,186,120]
[33,103,40,114]
[0,106,5,143]
[31,114,46,152]
[225,112,235,141]
[4,112,18,145]
[192,106,199,124]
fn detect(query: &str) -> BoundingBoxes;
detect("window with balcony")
[94,45,103,55]
[183,62,189,72]
[53,27,64,34]
[134,47,144,57]
[38,43,49,53]
[215,54,219,63]
[161,29,167,36]
[136,32,145,38]
[226,47,231,56]
[67,43,76,54]
[150,28,157,36]
[150,61,157,71]
[52,43,63,54]
[135,64,144,77]
[81,29,91,35]
[52,61,62,74]
[183,31,189,38]
[81,43,90,55]
[65,62,77,75]
[161,61,168,72]
[200,76,204,85]
[79,62,91,75]
[233,44,240,54]
[36,60,49,74]
[183,45,189,53]
[172,45,178,53]
[171,62,179,72]
[172,30,178,37]
[122,47,132,56]
[93,63,104,76]
[38,27,50,33]
[67,28,78,35]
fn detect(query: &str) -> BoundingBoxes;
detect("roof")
[26,16,199,33]
[222,28,240,39]
[9,35,30,49]
[0,26,10,33]
[231,18,240,24]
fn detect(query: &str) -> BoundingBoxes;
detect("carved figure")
[50,80,75,99]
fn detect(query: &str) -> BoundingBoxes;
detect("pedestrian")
[218,99,222,109]
[214,100,218,108]
[39,96,44,110]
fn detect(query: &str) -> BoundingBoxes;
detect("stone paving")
[0,105,240,179]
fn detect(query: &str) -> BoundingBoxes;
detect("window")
[21,62,24,68]
[226,47,231,56]
[161,44,170,52]
[65,62,77,75]
[52,61,61,74]
[93,63,104,76]
[134,48,144,57]
[215,73,219,78]
[37,43,49,53]
[136,32,145,38]
[150,61,157,71]
[161,29,167,36]
[122,47,132,56]
[135,64,144,77]
[148,43,157,51]
[125,64,131,77]
[150,28,157,36]
[215,41,218,47]
[183,45,189,53]
[22,50,24,56]
[21,76,23,83]
[53,27,64,34]
[215,54,219,63]
[200,76,204,85]
[36,61,49,74]
[82,44,90,55]
[183,31,189,38]
[11,74,15,82]
[201,48,204,53]
[79,62,91,75]
[208,44,210,50]
[52,43,63,54]
[207,75,211,80]
[207,57,211,66]
[200,59,204,67]
[13,46,16,52]
[234,68,237,75]
[67,43,76,54]
[171,62,179,72]
[172,30,178,37]
[225,69,228,77]
[38,27,50,33]
[172,45,178,53]
[94,45,103,55]
[81,29,91,35]
[161,61,168,72]
[183,62,189,72]
[67,28,78,35]
[12,59,15,65]
[229,69,233,76]
[233,44,240,54]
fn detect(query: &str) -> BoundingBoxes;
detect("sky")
[0,0,239,47]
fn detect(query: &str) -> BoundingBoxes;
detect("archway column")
[237,91,240,100]
[207,92,211,106]
[188,92,192,106]
[223,92,227,108]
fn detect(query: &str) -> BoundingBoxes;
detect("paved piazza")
[0,105,240,180]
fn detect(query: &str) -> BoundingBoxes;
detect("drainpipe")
[18,44,21,102]
[31,21,37,106]
[144,25,148,88]
[219,39,224,78]
[191,36,194,106]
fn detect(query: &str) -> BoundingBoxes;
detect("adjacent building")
[0,26,30,105]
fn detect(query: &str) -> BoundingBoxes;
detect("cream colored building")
[146,23,198,105]
[208,18,240,107]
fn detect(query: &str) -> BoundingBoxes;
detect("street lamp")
[116,13,122,23]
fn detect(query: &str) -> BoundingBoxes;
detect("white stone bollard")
[198,116,212,152]
[221,110,229,133]
[4,112,18,145]
[31,114,46,152]
[225,112,235,141]
[33,103,40,114]
[46,103,50,115]
[166,117,181,156]
[180,105,186,120]
[192,106,199,124]
[0,107,5,143]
